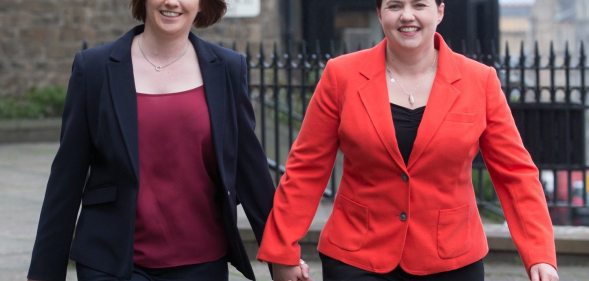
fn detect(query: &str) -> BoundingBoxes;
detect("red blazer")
[257,34,556,275]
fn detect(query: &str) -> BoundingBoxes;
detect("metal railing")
[238,40,588,225]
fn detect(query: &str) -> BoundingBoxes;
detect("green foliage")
[473,168,506,222]
[0,86,66,119]
[472,168,497,201]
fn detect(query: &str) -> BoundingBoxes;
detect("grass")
[0,86,66,119]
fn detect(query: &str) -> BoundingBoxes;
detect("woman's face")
[377,0,444,52]
[145,0,200,36]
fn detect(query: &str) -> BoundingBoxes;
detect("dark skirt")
[320,253,484,281]
[75,258,228,281]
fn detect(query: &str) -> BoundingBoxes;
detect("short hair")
[130,0,227,28]
[376,0,443,9]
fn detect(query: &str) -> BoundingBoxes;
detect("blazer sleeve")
[257,60,340,265]
[234,55,276,244]
[479,67,557,272]
[28,52,93,281]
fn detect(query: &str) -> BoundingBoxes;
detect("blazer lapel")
[357,41,407,170]
[107,26,142,180]
[190,34,227,176]
[407,34,461,169]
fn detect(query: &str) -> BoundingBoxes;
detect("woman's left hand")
[530,263,559,281]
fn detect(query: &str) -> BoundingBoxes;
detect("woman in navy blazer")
[27,1,274,280]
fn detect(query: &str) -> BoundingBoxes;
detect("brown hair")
[376,0,443,9]
[130,0,227,28]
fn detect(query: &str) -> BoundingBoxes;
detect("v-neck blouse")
[391,103,426,166]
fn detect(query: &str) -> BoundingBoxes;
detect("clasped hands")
[272,259,312,281]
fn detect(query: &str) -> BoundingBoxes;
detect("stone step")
[237,203,589,266]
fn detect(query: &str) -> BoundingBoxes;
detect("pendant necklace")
[386,53,438,108]
[138,35,189,72]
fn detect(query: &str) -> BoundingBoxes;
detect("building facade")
[0,0,282,98]
[530,0,589,54]
[2,0,508,98]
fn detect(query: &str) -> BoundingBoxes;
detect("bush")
[0,86,66,119]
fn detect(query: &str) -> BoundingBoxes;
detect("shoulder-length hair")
[130,0,227,28]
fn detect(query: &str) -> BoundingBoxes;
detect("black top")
[391,104,425,166]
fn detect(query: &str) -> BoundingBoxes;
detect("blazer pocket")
[327,194,369,251]
[437,204,471,259]
[444,112,478,123]
[82,185,117,206]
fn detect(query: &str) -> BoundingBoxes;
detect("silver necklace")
[386,53,438,107]
[138,35,189,72]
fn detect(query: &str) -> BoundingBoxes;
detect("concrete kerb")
[237,204,589,265]
[0,118,61,144]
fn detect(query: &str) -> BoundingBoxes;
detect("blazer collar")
[357,33,463,170]
[407,33,462,169]
[106,25,227,181]
[357,40,407,170]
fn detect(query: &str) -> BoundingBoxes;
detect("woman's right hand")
[272,260,312,281]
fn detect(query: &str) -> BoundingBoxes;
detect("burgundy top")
[133,86,227,268]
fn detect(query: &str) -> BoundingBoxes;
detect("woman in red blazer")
[258,0,559,280]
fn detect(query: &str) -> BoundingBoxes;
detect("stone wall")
[0,0,281,97]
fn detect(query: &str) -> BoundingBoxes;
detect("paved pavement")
[1,142,588,281]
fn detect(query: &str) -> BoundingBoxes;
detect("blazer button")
[401,173,409,182]
[227,190,231,196]
[400,212,408,221]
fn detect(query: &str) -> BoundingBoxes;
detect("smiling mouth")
[398,27,419,32]
[160,10,181,17]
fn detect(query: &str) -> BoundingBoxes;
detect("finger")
[529,266,538,281]
[300,263,310,278]
[540,269,557,281]
[540,270,549,281]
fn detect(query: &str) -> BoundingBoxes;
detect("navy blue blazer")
[28,25,275,281]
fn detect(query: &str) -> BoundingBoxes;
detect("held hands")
[272,259,312,281]
[530,263,559,281]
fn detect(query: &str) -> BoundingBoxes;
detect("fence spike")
[549,41,555,67]
[533,40,541,102]
[461,39,467,55]
[272,42,279,67]
[534,41,540,67]
[580,41,586,68]
[564,41,571,66]
[504,41,511,67]
[244,42,251,67]
[519,41,526,67]
[259,42,265,64]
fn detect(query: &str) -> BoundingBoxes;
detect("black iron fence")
[238,41,588,226]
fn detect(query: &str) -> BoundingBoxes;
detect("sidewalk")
[1,142,588,281]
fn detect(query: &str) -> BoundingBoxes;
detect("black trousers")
[320,253,484,281]
[76,258,228,281]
